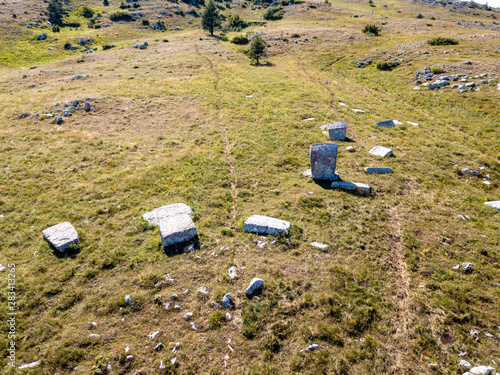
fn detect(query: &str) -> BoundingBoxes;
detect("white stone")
[148,330,160,340]
[352,108,365,113]
[484,201,500,210]
[483,181,491,187]
[369,146,394,157]
[143,203,192,225]
[331,181,371,193]
[159,214,197,247]
[469,366,495,375]
[407,121,420,126]
[327,121,347,141]
[222,293,232,307]
[365,167,392,174]
[311,242,328,249]
[18,361,41,369]
[302,117,316,121]
[339,102,347,107]
[300,344,324,352]
[310,143,339,180]
[228,266,237,279]
[42,222,79,252]
[243,215,290,236]
[245,278,264,297]
[183,312,193,320]
[459,360,472,367]
[345,146,354,151]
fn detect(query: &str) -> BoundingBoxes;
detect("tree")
[47,0,65,26]
[248,35,266,65]
[202,0,221,36]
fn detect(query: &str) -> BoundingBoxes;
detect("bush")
[376,61,396,70]
[225,14,248,31]
[263,7,284,20]
[231,35,249,45]
[291,33,300,38]
[102,45,113,50]
[142,19,149,26]
[119,2,130,9]
[431,67,446,74]
[81,6,94,18]
[52,25,60,32]
[362,24,380,36]
[110,11,135,22]
[103,0,109,6]
[416,13,423,18]
[427,37,458,45]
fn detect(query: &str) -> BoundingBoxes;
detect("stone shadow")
[163,235,200,257]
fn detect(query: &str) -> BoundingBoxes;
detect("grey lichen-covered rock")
[468,366,496,375]
[369,146,394,157]
[327,121,347,141]
[375,120,396,128]
[243,215,290,236]
[458,360,472,367]
[159,214,197,247]
[484,201,500,210]
[331,181,371,193]
[310,143,339,180]
[143,203,193,225]
[300,344,324,352]
[245,278,264,297]
[222,293,233,308]
[364,167,393,174]
[42,222,79,252]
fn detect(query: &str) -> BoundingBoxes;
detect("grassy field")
[0,0,499,373]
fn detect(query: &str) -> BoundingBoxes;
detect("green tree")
[202,0,222,36]
[47,0,65,26]
[248,35,266,65]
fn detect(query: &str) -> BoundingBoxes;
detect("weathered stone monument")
[42,222,79,252]
[369,146,394,157]
[244,215,290,236]
[309,143,339,180]
[327,121,347,141]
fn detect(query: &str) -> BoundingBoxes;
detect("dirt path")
[196,47,238,226]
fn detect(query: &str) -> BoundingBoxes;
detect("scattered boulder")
[467,366,496,375]
[125,295,131,304]
[42,222,79,252]
[375,120,397,128]
[369,146,394,157]
[245,278,264,297]
[54,116,63,124]
[311,241,328,249]
[331,181,371,193]
[243,215,290,236]
[159,214,197,247]
[143,203,193,225]
[310,143,339,180]
[326,121,347,141]
[484,201,500,210]
[364,167,392,174]
[222,293,233,308]
[18,112,29,118]
[37,33,47,40]
[352,108,365,114]
[84,102,91,112]
[228,266,237,279]
[300,344,324,352]
[459,360,472,367]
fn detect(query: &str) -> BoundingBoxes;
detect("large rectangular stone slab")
[484,201,500,210]
[327,121,347,141]
[331,181,371,193]
[42,222,79,252]
[364,167,393,174]
[159,214,197,247]
[310,143,338,180]
[143,203,193,225]
[375,120,395,128]
[369,146,394,157]
[243,215,290,236]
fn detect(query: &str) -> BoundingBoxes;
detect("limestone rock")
[143,203,193,225]
[159,214,197,247]
[327,121,347,141]
[364,167,392,174]
[245,278,264,297]
[469,366,495,375]
[331,181,371,193]
[243,215,290,236]
[228,266,237,279]
[42,222,79,252]
[300,344,324,352]
[459,360,472,367]
[375,120,396,128]
[310,143,339,180]
[352,109,365,113]
[222,293,233,308]
[311,242,328,249]
[369,146,394,157]
[484,201,500,210]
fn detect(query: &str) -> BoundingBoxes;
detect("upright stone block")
[327,121,347,141]
[310,143,338,180]
[243,215,290,236]
[143,203,193,225]
[159,214,197,247]
[42,222,79,252]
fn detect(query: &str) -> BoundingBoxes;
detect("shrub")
[103,0,109,5]
[119,2,130,9]
[427,37,458,45]
[416,13,423,18]
[291,33,300,38]
[362,24,380,36]
[142,19,149,26]
[110,11,135,22]
[431,67,446,74]
[64,21,81,27]
[231,35,249,45]
[52,25,60,32]
[376,61,396,70]
[263,7,284,20]
[64,41,71,49]
[430,16,436,20]
[308,4,317,8]
[209,311,226,328]
[225,14,248,31]
[81,6,94,18]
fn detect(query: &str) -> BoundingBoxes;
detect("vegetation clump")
[362,24,381,35]
[263,7,284,20]
[376,61,397,70]
[427,37,459,45]
[225,14,248,31]
[231,35,249,45]
[110,11,135,22]
[432,67,446,74]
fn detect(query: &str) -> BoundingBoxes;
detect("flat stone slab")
[311,242,328,250]
[407,121,420,126]
[484,201,500,210]
[369,146,394,157]
[331,181,371,193]
[245,278,264,297]
[327,121,347,141]
[310,143,338,180]
[352,109,365,113]
[143,203,193,225]
[375,120,396,128]
[365,167,393,174]
[159,214,197,247]
[243,215,290,236]
[42,222,79,252]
